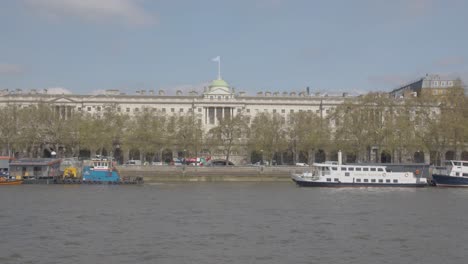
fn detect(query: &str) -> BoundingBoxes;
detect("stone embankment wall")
[117,166,307,182]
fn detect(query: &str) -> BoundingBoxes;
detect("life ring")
[415,169,420,175]
[405,173,409,177]
[382,173,386,177]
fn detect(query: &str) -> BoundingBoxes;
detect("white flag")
[212,56,220,62]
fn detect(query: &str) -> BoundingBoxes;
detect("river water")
[1,183,467,264]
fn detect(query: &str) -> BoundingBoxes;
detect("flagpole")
[218,57,221,80]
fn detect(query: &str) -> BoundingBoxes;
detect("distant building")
[389,74,463,98]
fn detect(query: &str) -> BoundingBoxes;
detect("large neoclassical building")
[0,77,348,162]
[1,78,346,130]
[1,74,466,164]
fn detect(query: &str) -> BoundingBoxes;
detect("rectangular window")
[281,109,285,113]
[171,108,175,112]
[356,179,361,183]
[349,167,354,171]
[198,108,202,112]
[363,168,369,171]
[180,108,184,112]
[97,106,101,111]
[134,108,139,112]
[247,109,250,113]
[316,110,320,113]
[334,178,339,182]
[364,179,369,182]
[331,167,337,171]
[117,107,121,112]
[78,107,82,111]
[370,168,376,172]
[341,167,347,171]
[356,168,362,171]
[371,179,376,183]
[386,179,391,183]
[379,179,384,183]
[162,108,166,112]
[345,172,350,177]
[273,109,277,113]
[290,109,294,113]
[87,107,91,111]
[378,168,384,172]
[326,178,331,182]
[393,179,398,183]
[126,108,130,112]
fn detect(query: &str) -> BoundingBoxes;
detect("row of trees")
[0,91,467,164]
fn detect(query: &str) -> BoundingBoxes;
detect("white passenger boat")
[291,152,427,187]
[431,160,468,187]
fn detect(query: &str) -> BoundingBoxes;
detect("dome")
[209,79,229,88]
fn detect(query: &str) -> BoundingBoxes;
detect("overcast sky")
[1,0,467,95]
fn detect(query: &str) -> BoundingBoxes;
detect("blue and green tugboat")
[82,156,143,184]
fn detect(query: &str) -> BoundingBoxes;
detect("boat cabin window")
[345,172,350,177]
[356,179,361,182]
[463,173,468,177]
[334,178,339,182]
[378,168,384,172]
[456,172,460,176]
[331,167,337,171]
[349,167,354,171]
[340,167,347,171]
[444,161,452,166]
[386,179,391,183]
[356,168,362,171]
[364,179,369,182]
[363,168,369,171]
[463,163,468,167]
[326,178,331,182]
[371,168,376,172]
[371,179,376,183]
[393,179,398,183]
[454,162,461,166]
[378,179,383,183]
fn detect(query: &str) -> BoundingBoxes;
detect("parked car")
[126,160,142,166]
[206,159,235,166]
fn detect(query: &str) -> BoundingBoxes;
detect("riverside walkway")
[117,165,306,182]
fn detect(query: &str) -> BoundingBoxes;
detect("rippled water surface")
[1,183,468,264]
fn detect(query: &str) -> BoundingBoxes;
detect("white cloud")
[0,64,23,75]
[45,87,73,94]
[90,89,108,95]
[26,0,156,26]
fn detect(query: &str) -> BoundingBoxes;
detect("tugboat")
[291,151,427,187]
[431,160,468,187]
[82,156,143,184]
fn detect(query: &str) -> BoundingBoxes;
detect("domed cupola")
[209,78,230,92]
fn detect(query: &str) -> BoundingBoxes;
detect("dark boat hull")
[292,178,427,187]
[431,174,468,187]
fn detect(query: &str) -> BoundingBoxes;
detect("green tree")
[288,111,330,164]
[249,112,287,165]
[208,114,249,162]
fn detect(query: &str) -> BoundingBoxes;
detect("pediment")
[204,88,233,96]
[49,97,77,103]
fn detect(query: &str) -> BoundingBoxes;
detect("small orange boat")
[0,177,22,185]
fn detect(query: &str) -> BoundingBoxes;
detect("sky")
[1,0,468,95]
